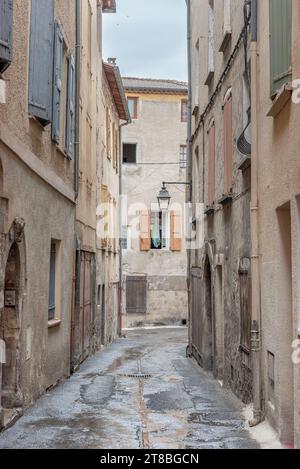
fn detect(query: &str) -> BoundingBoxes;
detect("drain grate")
[120,373,152,379]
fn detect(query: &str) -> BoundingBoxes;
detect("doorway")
[1,243,22,412]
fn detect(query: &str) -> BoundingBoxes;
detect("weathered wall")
[122,91,188,327]
[0,0,76,424]
[256,0,300,447]
[189,0,252,402]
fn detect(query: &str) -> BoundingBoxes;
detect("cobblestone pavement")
[0,328,260,449]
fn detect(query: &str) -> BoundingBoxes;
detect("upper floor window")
[123,143,137,164]
[205,0,215,85]
[181,100,188,123]
[269,0,292,97]
[180,145,187,169]
[127,97,138,119]
[223,90,233,195]
[219,0,232,52]
[0,0,13,73]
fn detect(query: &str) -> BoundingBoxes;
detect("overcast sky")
[103,0,188,82]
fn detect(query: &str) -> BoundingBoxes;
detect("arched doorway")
[202,257,213,371]
[1,242,22,412]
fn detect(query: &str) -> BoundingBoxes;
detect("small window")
[48,240,60,322]
[121,226,128,250]
[181,100,188,122]
[127,97,138,119]
[123,143,137,164]
[150,211,170,250]
[180,145,187,169]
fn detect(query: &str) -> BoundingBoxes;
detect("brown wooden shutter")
[208,124,215,206]
[224,93,233,194]
[140,210,150,251]
[170,211,182,252]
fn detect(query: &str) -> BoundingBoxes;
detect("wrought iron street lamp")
[157,181,190,211]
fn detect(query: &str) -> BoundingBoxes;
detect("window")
[219,0,232,52]
[194,41,200,108]
[106,108,111,158]
[121,226,128,250]
[269,0,292,96]
[150,211,170,250]
[0,0,13,73]
[140,210,181,252]
[181,100,188,123]
[223,90,233,194]
[127,97,138,119]
[48,240,61,322]
[29,0,55,125]
[180,145,188,169]
[239,259,251,352]
[65,54,75,158]
[206,0,215,85]
[207,123,215,206]
[123,143,137,164]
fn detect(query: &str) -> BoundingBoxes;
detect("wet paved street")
[0,328,260,449]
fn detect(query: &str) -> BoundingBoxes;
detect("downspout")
[249,0,263,427]
[186,0,193,353]
[119,119,131,336]
[74,0,81,199]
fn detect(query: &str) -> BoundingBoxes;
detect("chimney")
[107,57,117,66]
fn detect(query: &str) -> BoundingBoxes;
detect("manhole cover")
[120,373,152,379]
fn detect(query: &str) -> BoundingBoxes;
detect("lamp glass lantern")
[157,183,171,211]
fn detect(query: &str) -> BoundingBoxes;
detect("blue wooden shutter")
[52,22,63,143]
[65,54,75,158]
[28,0,54,125]
[269,0,292,96]
[0,0,13,73]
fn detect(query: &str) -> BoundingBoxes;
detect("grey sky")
[103,0,188,82]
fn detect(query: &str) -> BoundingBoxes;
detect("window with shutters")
[65,54,75,158]
[0,0,13,73]
[269,0,292,97]
[48,240,61,322]
[181,100,188,123]
[126,276,147,315]
[207,122,215,206]
[205,0,214,86]
[180,145,187,169]
[29,0,54,126]
[52,22,63,144]
[194,40,200,109]
[219,0,231,52]
[223,90,233,195]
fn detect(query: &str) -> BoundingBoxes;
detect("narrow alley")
[0,329,259,450]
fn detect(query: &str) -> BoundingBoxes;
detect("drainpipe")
[249,0,263,427]
[119,119,131,336]
[74,0,81,199]
[186,0,193,352]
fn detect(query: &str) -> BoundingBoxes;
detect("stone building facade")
[0,0,76,428]
[188,0,300,448]
[96,60,130,346]
[0,0,125,428]
[188,0,252,402]
[121,78,188,328]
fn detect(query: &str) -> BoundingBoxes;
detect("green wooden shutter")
[52,22,63,144]
[0,0,13,73]
[28,0,54,125]
[269,0,292,96]
[65,53,75,158]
